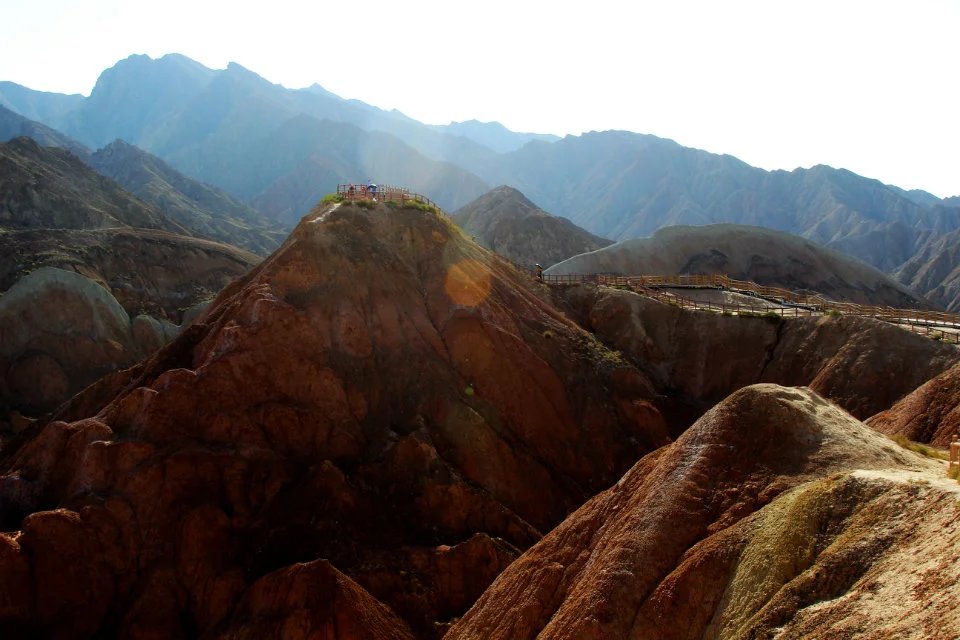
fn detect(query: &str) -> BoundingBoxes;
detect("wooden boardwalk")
[539,273,960,344]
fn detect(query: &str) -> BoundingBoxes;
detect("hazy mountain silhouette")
[887,184,943,208]
[472,130,960,272]
[436,120,559,153]
[0,104,89,159]
[6,55,492,215]
[0,80,84,126]
[5,54,960,277]
[90,139,284,254]
[452,185,612,268]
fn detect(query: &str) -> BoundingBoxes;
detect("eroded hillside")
[448,385,958,640]
[0,201,670,638]
[0,138,259,422]
[1,196,957,639]
[556,285,958,424]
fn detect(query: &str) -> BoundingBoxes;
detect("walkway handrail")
[336,184,441,211]
[537,272,960,344]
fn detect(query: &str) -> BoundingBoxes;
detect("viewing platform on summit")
[337,182,439,210]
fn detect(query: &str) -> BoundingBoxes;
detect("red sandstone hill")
[0,200,671,638]
[448,384,957,639]
[868,362,960,447]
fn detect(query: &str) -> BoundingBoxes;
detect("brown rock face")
[215,560,415,640]
[868,362,960,446]
[447,384,945,640]
[0,227,258,321]
[0,202,668,637]
[0,136,260,420]
[0,267,179,416]
[560,286,958,424]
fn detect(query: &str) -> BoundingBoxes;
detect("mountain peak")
[0,196,668,636]
[452,185,612,268]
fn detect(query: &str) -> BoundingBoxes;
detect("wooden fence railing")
[336,184,440,210]
[536,273,960,344]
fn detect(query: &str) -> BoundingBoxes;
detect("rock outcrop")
[0,201,668,638]
[0,227,258,320]
[868,362,960,447]
[0,136,259,419]
[548,223,928,308]
[0,268,179,416]
[559,285,958,424]
[448,384,954,640]
[451,186,612,269]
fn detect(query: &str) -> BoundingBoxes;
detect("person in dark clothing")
[536,264,543,281]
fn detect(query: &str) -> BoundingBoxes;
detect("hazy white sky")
[1,0,958,196]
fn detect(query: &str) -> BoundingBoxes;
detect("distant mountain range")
[452,186,612,268]
[89,139,283,254]
[2,53,959,306]
[0,103,89,159]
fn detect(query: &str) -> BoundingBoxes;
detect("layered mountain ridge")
[4,53,959,285]
[89,139,283,255]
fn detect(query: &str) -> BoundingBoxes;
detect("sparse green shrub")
[948,465,960,481]
[932,334,943,341]
[543,329,554,339]
[722,311,733,317]
[764,311,782,324]
[889,434,950,460]
[464,384,475,397]
[353,199,376,210]
[320,193,343,204]
[401,200,439,214]
[826,309,842,317]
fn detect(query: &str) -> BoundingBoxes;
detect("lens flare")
[444,259,492,307]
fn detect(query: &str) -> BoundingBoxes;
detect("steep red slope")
[0,201,667,638]
[868,362,960,446]
[447,384,946,640]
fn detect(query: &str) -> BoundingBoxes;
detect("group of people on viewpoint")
[346,182,378,201]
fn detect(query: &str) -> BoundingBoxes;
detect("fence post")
[950,437,960,477]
